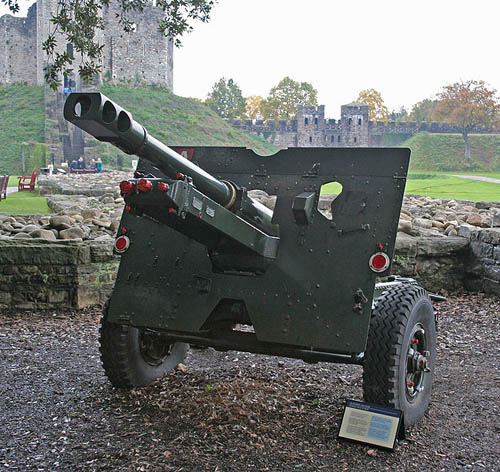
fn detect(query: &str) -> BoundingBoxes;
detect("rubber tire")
[363,284,436,426]
[99,302,188,388]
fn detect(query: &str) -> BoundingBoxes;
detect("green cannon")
[64,92,439,426]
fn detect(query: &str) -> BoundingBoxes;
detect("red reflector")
[137,178,152,192]
[119,180,135,195]
[176,172,183,179]
[125,205,131,212]
[121,227,127,234]
[369,252,390,273]
[157,182,169,192]
[114,235,130,253]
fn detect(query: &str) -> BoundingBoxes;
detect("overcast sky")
[2,0,499,119]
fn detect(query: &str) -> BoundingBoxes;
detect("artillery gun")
[64,93,438,426]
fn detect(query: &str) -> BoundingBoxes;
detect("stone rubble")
[0,172,498,243]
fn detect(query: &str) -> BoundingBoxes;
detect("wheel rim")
[406,323,431,402]
[138,329,173,366]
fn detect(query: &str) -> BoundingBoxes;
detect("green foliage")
[0,86,45,175]
[408,99,439,123]
[261,77,318,120]
[205,78,246,119]
[402,133,500,172]
[0,190,50,214]
[28,143,48,173]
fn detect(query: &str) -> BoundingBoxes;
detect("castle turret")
[340,102,369,146]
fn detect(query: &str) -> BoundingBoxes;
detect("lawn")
[320,174,499,202]
[0,190,50,214]
[405,176,499,201]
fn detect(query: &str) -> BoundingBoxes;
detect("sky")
[2,0,500,119]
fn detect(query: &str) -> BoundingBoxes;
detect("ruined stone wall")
[0,231,497,311]
[0,6,37,85]
[0,239,118,309]
[0,0,173,90]
[101,3,173,89]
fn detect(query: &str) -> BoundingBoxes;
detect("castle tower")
[340,102,369,146]
[296,105,326,147]
[0,0,173,90]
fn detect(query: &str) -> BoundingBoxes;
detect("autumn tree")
[205,78,246,120]
[433,80,500,161]
[245,95,264,120]
[2,0,217,88]
[261,77,318,120]
[408,99,439,123]
[356,89,389,122]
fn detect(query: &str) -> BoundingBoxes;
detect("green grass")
[321,174,499,202]
[0,86,45,175]
[403,133,500,172]
[404,175,499,202]
[0,190,50,214]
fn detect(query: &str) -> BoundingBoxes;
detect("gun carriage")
[64,93,439,426]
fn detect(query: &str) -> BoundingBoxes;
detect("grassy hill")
[0,85,277,174]
[95,86,277,167]
[0,86,45,174]
[403,132,500,172]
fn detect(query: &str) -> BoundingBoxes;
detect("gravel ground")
[0,292,499,472]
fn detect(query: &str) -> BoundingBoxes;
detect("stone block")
[478,228,500,245]
[395,232,418,257]
[417,237,469,256]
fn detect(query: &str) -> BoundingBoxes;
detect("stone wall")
[232,103,500,149]
[0,0,173,90]
[0,231,498,311]
[0,239,118,309]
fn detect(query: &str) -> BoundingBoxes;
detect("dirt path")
[450,174,500,184]
[0,292,499,471]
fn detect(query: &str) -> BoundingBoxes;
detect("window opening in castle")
[358,118,362,125]
[331,135,334,143]
[309,136,312,143]
[305,118,309,125]
[66,43,74,59]
[314,117,318,125]
[348,118,352,126]
[354,137,357,143]
[338,136,341,143]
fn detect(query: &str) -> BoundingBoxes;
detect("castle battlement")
[230,103,500,148]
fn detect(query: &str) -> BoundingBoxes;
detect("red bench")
[18,169,38,192]
[0,175,9,200]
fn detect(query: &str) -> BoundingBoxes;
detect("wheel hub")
[406,326,430,400]
[139,329,173,366]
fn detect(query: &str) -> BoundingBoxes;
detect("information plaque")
[338,399,403,450]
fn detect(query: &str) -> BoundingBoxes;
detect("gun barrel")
[64,93,233,207]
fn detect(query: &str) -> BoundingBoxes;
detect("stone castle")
[231,103,500,148]
[1,0,173,164]
[0,0,173,89]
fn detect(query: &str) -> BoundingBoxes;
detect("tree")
[3,0,217,89]
[433,80,500,161]
[356,89,389,122]
[261,77,318,120]
[205,78,246,120]
[245,95,264,120]
[408,99,439,123]
[388,106,408,123]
